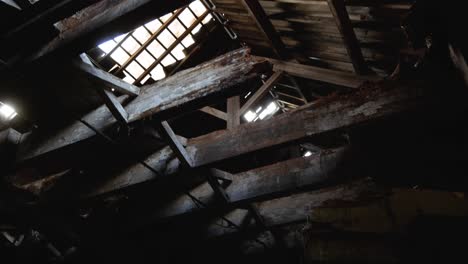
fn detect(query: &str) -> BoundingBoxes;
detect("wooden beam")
[239,71,283,115]
[205,177,383,237]
[327,0,368,75]
[207,169,231,203]
[155,147,348,220]
[73,59,140,96]
[78,54,129,124]
[97,89,129,124]
[254,56,378,88]
[227,96,240,130]
[81,81,423,197]
[18,48,269,161]
[200,106,227,121]
[186,83,422,167]
[158,121,193,168]
[240,0,287,58]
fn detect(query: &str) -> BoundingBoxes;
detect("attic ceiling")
[1,0,468,263]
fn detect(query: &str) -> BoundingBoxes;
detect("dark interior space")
[2,0,468,263]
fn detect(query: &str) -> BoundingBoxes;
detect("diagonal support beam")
[200,106,227,121]
[158,121,193,168]
[73,59,140,96]
[240,71,284,115]
[240,0,287,59]
[327,0,368,75]
[77,54,129,124]
[256,56,379,88]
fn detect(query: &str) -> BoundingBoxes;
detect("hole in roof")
[0,102,18,121]
[94,0,214,84]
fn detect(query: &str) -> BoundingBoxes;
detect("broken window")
[93,0,214,85]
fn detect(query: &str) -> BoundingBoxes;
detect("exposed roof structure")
[1,0,468,263]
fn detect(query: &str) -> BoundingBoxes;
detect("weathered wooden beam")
[158,121,193,168]
[227,96,240,129]
[205,177,383,237]
[200,106,227,121]
[17,48,270,161]
[73,59,140,96]
[327,0,368,74]
[240,0,286,58]
[254,56,378,88]
[97,89,129,124]
[207,169,231,203]
[78,54,129,124]
[186,83,422,167]
[239,71,283,115]
[82,81,423,197]
[155,147,348,219]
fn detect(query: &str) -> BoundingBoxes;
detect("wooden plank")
[73,59,140,96]
[18,48,270,161]
[254,56,378,88]
[240,0,287,58]
[239,71,283,115]
[227,96,240,130]
[186,82,422,167]
[155,147,348,219]
[158,121,193,168]
[200,106,227,121]
[205,177,383,237]
[327,0,368,74]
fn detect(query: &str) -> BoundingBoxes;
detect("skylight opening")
[95,0,214,85]
[243,102,280,123]
[0,102,17,121]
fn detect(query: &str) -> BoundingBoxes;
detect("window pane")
[133,26,151,43]
[158,29,176,48]
[160,12,173,23]
[168,19,185,38]
[181,35,195,48]
[136,50,155,68]
[122,37,140,55]
[171,44,185,60]
[192,23,202,35]
[110,47,130,65]
[202,13,213,25]
[123,71,135,83]
[114,33,128,42]
[189,0,207,17]
[140,74,152,85]
[125,61,145,79]
[161,55,176,66]
[179,8,196,28]
[98,39,117,54]
[145,19,162,33]
[147,41,165,58]
[150,64,166,81]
